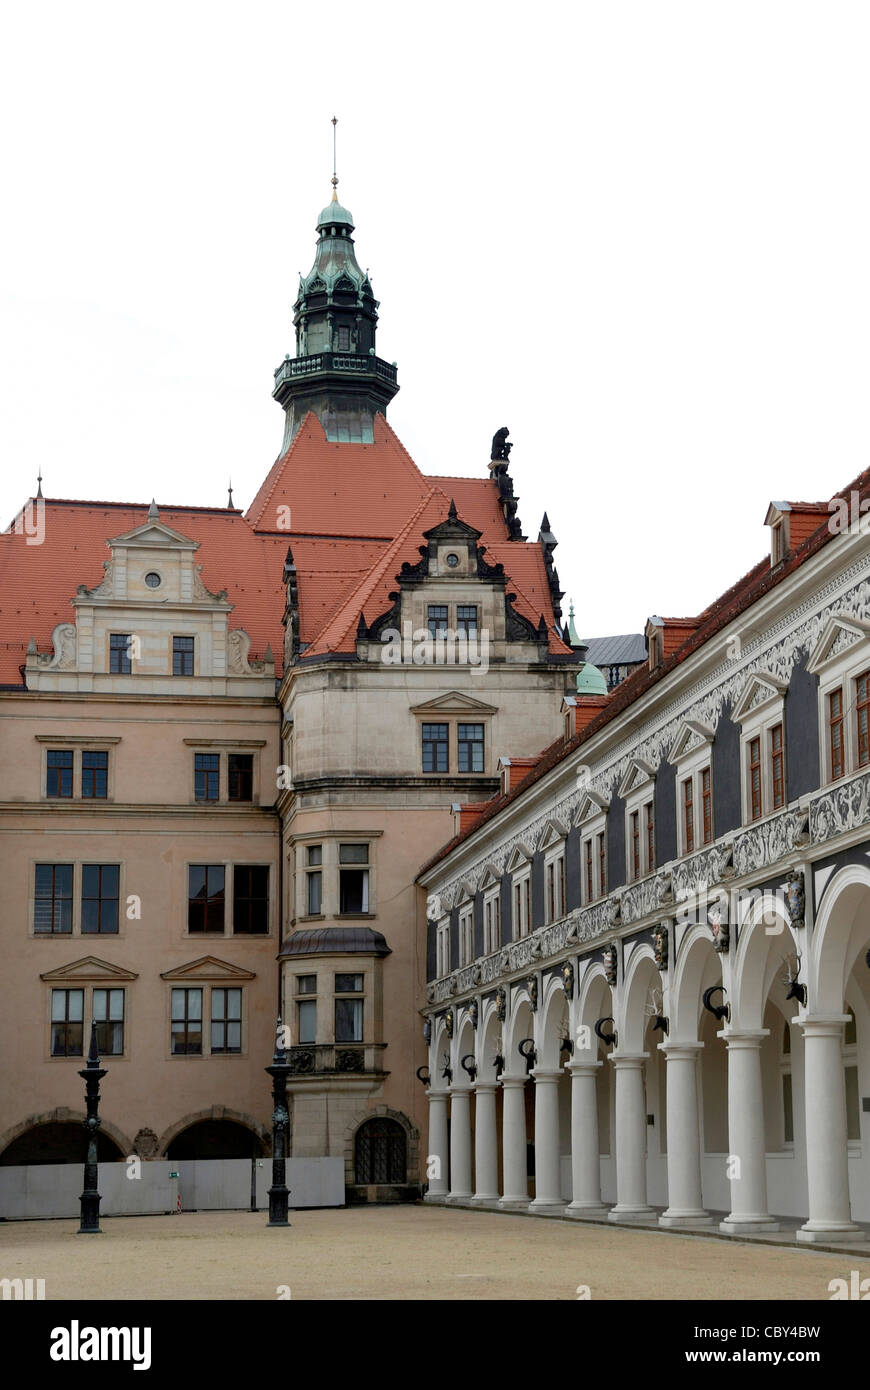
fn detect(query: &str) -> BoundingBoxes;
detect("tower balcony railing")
[273,352,398,387]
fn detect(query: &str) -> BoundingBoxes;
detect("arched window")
[354,1118,406,1184]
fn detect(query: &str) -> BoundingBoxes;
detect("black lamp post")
[78,1020,106,1234]
[266,1018,292,1228]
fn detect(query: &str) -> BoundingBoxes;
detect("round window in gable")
[144,572,162,589]
[445,553,460,569]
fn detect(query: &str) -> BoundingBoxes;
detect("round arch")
[732,893,796,1030]
[158,1107,270,1159]
[811,864,870,1014]
[669,923,722,1042]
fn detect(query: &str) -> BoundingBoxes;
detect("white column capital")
[609,1052,648,1069]
[531,1068,564,1084]
[798,1014,851,1037]
[473,1082,498,1096]
[567,1060,602,1077]
[661,1041,704,1060]
[500,1072,528,1089]
[717,1029,768,1048]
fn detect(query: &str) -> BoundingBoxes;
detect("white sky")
[2,1,869,638]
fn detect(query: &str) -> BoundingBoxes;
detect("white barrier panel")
[0,1162,178,1220]
[256,1157,345,1209]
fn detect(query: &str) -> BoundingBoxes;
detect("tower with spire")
[272,121,399,449]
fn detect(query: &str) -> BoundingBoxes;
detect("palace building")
[0,180,577,1201]
[418,477,870,1241]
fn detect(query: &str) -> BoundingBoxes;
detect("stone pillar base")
[659,1210,713,1228]
[423,1192,448,1204]
[497,1197,530,1211]
[566,1203,609,1220]
[470,1194,500,1206]
[445,1191,473,1204]
[796,1221,865,1244]
[719,1216,780,1234]
[608,1204,656,1222]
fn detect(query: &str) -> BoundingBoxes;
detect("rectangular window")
[306,845,322,915]
[459,908,473,965]
[437,920,450,976]
[584,839,593,903]
[93,988,125,1056]
[51,988,84,1056]
[211,987,242,1054]
[46,749,73,798]
[297,974,316,994]
[233,865,269,934]
[339,844,369,914]
[456,605,478,636]
[34,864,73,934]
[81,864,119,934]
[598,832,607,896]
[188,864,226,933]
[484,894,500,954]
[297,998,316,1044]
[645,801,656,871]
[335,994,363,1043]
[682,777,695,852]
[194,753,220,802]
[81,750,108,799]
[337,325,350,351]
[172,635,195,676]
[171,987,203,1055]
[427,605,448,637]
[748,737,762,821]
[335,973,363,992]
[828,688,844,781]
[513,875,530,938]
[770,724,784,810]
[856,671,870,769]
[227,753,253,802]
[630,810,640,881]
[422,722,449,773]
[109,633,132,674]
[457,723,484,774]
[701,767,713,844]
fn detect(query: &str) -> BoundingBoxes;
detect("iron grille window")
[110,633,133,674]
[51,988,84,1057]
[211,987,242,1053]
[228,754,253,801]
[422,723,448,773]
[81,750,108,799]
[171,987,203,1054]
[233,864,268,934]
[456,605,478,636]
[457,722,484,773]
[828,688,844,780]
[188,864,226,933]
[427,605,448,637]
[81,864,119,934]
[93,988,124,1055]
[34,864,73,934]
[194,753,220,801]
[46,749,73,798]
[354,1118,406,1185]
[173,635,195,676]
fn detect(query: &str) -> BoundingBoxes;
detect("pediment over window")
[618,758,656,798]
[538,818,568,850]
[667,720,715,765]
[160,956,256,982]
[505,842,534,873]
[479,865,501,890]
[411,691,497,716]
[575,790,609,826]
[807,615,870,675]
[453,881,476,907]
[732,672,788,723]
[40,956,139,984]
[108,518,200,551]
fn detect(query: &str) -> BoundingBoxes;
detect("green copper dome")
[576,661,608,696]
[317,196,355,230]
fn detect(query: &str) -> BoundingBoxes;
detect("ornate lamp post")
[78,1020,106,1234]
[266,1018,292,1228]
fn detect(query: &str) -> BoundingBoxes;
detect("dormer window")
[427,605,448,637]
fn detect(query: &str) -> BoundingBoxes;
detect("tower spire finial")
[331,116,339,202]
[227,477,234,509]
[36,468,43,500]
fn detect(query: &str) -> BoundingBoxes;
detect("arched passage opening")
[354,1117,407,1185]
[0,1122,125,1166]
[165,1119,264,1160]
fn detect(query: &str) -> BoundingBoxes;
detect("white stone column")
[566,1061,607,1217]
[498,1074,529,1208]
[719,1030,779,1233]
[608,1053,655,1221]
[424,1088,449,1200]
[447,1086,473,1202]
[529,1070,566,1209]
[797,1016,863,1243]
[472,1084,500,1203]
[659,1042,711,1227]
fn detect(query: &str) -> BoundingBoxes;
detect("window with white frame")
[544,846,566,924]
[436,916,451,976]
[668,721,716,854]
[577,793,608,906]
[619,761,656,881]
[730,677,787,826]
[458,903,474,966]
[483,887,501,954]
[507,850,532,939]
[807,616,870,785]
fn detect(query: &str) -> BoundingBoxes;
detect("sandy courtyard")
[1,1205,868,1300]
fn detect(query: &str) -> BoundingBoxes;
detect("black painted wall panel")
[786,657,820,799]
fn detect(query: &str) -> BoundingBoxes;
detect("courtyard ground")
[1,1204,869,1300]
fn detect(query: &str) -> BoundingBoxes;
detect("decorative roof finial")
[227,477,234,509]
[148,498,159,521]
[331,116,339,202]
[36,468,43,500]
